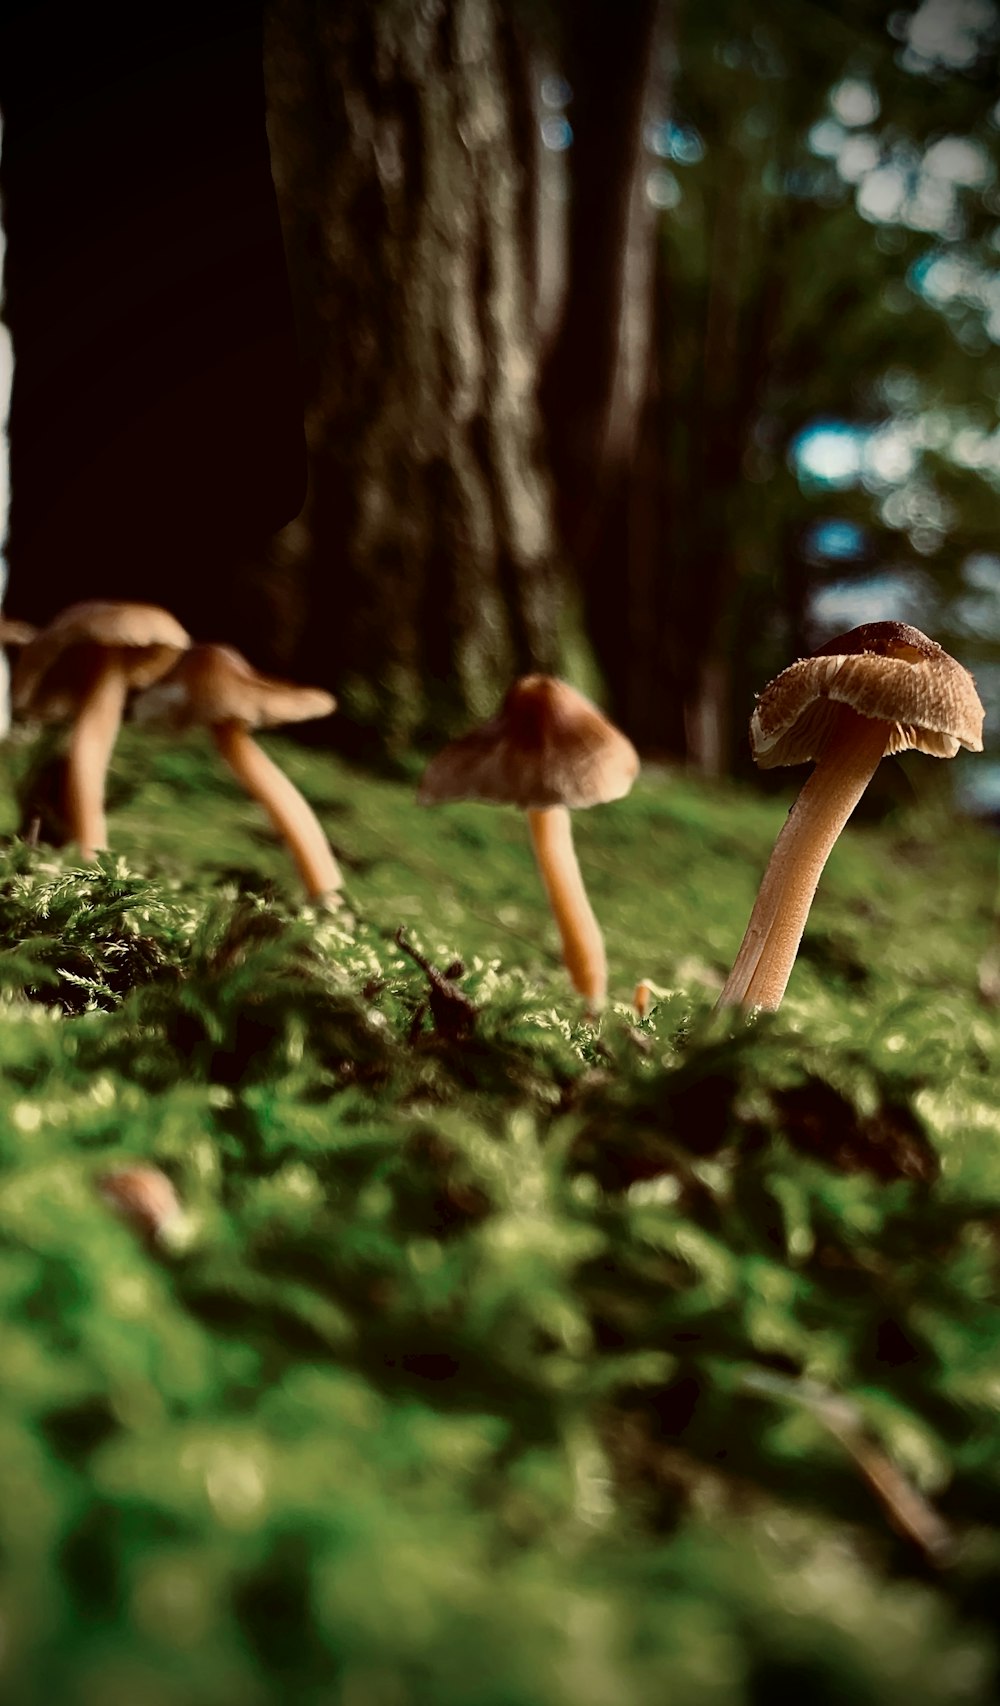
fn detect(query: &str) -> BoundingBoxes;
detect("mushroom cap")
[99,1165,183,1239]
[751,622,985,769]
[0,617,37,648]
[13,600,190,720]
[418,674,639,810]
[134,643,336,730]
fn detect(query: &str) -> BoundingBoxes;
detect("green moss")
[0,727,997,1702]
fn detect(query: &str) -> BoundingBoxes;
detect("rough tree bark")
[265,0,563,756]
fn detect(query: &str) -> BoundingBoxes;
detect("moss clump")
[0,728,997,1703]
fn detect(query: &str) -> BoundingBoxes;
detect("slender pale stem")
[527,805,606,1012]
[716,708,891,1012]
[212,721,344,903]
[66,654,129,859]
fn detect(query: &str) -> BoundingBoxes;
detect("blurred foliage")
[0,727,996,1700]
[255,0,1000,777]
[631,0,1000,766]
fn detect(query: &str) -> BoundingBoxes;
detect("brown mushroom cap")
[418,674,639,810]
[0,617,37,648]
[136,643,336,730]
[13,600,190,720]
[751,621,985,769]
[99,1165,184,1239]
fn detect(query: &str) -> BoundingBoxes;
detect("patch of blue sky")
[907,250,958,303]
[792,418,931,495]
[898,0,1000,74]
[830,78,880,127]
[644,121,704,165]
[923,135,993,188]
[540,116,572,152]
[646,170,681,210]
[909,248,1000,342]
[963,552,1000,592]
[810,569,936,634]
[955,759,1000,816]
[863,424,918,486]
[953,556,1000,641]
[837,134,880,184]
[808,118,846,159]
[540,75,571,110]
[805,519,867,562]
[790,421,863,489]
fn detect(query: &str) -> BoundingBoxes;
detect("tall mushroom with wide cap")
[717,621,984,1013]
[418,674,639,1012]
[135,643,343,903]
[13,600,190,859]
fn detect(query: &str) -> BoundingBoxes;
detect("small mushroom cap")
[134,643,336,730]
[99,1165,184,1240]
[0,617,37,648]
[13,600,190,720]
[418,674,639,810]
[751,622,985,769]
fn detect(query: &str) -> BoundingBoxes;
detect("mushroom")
[0,618,38,648]
[717,622,985,1012]
[12,600,190,858]
[134,643,343,903]
[99,1164,185,1243]
[0,617,38,740]
[418,674,639,1012]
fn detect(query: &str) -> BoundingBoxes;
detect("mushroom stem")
[717,707,891,1012]
[66,654,129,859]
[212,720,344,903]
[527,805,606,1011]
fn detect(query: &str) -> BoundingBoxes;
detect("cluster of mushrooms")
[4,600,344,903]
[0,603,987,1019]
[419,622,984,1017]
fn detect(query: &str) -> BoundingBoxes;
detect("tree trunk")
[538,0,665,742]
[264,0,563,757]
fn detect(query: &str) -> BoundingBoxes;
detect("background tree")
[262,0,673,758]
[263,0,1000,784]
[264,0,567,757]
[642,0,1000,774]
[3,0,998,788]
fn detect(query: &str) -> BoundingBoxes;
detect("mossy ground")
[0,724,997,1705]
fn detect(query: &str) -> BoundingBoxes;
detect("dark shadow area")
[0,0,305,649]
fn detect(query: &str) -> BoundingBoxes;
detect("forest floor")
[0,725,998,1705]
